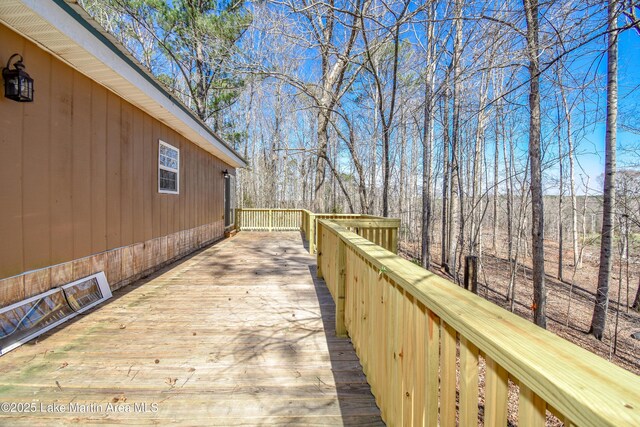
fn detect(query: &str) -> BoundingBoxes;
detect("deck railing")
[236,208,399,255]
[235,208,302,231]
[316,219,640,427]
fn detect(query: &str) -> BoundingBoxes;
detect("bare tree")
[361,1,412,217]
[590,0,619,340]
[523,0,546,328]
[421,1,437,269]
[447,0,463,279]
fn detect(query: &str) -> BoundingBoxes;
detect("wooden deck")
[0,232,383,425]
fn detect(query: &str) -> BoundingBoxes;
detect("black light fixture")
[223,169,230,179]
[3,54,34,102]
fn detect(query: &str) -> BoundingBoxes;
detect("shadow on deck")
[0,232,383,425]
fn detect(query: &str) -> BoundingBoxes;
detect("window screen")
[159,140,179,194]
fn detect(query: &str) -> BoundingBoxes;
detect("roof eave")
[0,0,247,168]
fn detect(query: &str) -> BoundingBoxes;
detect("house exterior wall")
[0,23,231,306]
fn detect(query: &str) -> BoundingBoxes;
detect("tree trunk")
[323,154,356,213]
[503,123,514,262]
[382,123,391,217]
[471,71,489,255]
[524,0,546,328]
[448,0,462,277]
[422,7,435,270]
[508,159,530,310]
[591,0,618,340]
[632,277,640,311]
[399,113,407,220]
[313,115,329,212]
[557,95,564,282]
[377,9,404,218]
[559,80,581,268]
[493,106,500,253]
[441,88,451,268]
[340,116,370,213]
[195,39,207,121]
[421,76,433,270]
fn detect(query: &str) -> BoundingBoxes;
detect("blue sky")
[576,28,640,194]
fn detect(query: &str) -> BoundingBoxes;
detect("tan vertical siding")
[151,120,161,237]
[132,107,144,244]
[0,30,25,278]
[21,41,51,273]
[120,102,134,246]
[0,24,233,285]
[142,113,153,242]
[72,70,93,260]
[50,58,74,266]
[90,84,108,254]
[159,124,169,238]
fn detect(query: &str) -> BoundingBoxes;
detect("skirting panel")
[0,220,225,308]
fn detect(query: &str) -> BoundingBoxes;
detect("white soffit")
[0,0,247,168]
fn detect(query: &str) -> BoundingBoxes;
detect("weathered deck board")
[0,232,383,425]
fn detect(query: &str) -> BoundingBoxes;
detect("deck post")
[464,255,478,294]
[336,237,347,337]
[303,211,309,245]
[302,211,307,236]
[390,227,398,254]
[316,221,323,279]
[309,214,316,254]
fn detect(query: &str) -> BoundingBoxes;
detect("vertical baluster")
[391,227,398,254]
[368,262,379,392]
[485,356,508,426]
[413,302,426,427]
[335,237,346,337]
[402,294,415,425]
[316,221,323,279]
[460,336,479,426]
[343,246,350,329]
[363,256,372,372]
[391,283,403,423]
[425,309,440,426]
[441,322,457,427]
[381,277,392,421]
[519,383,546,426]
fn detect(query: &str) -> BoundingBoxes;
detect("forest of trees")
[80,0,640,365]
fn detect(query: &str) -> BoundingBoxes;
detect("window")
[63,277,104,312]
[0,291,75,354]
[0,272,112,355]
[159,140,179,194]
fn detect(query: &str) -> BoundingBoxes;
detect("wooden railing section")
[237,209,399,255]
[235,208,302,231]
[317,219,640,427]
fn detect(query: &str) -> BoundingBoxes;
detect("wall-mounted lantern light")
[223,169,230,179]
[3,54,34,102]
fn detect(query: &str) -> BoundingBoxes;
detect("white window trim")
[158,140,180,194]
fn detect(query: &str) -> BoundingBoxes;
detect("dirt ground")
[399,233,640,376]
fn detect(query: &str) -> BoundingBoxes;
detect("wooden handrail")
[236,209,399,255]
[317,218,640,427]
